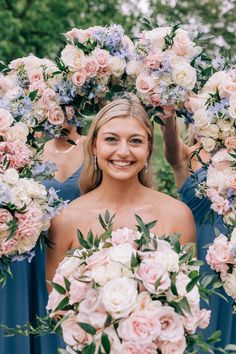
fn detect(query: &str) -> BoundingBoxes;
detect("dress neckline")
[53,163,83,185]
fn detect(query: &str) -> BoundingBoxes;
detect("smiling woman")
[46,98,196,283]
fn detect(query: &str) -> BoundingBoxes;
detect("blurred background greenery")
[1,0,235,195]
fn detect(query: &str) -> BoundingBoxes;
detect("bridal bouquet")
[196,148,236,226]
[46,215,214,354]
[126,25,202,123]
[54,25,135,119]
[206,228,236,304]
[186,69,236,152]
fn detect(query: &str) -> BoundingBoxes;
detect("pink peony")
[84,57,99,77]
[157,337,186,354]
[118,310,161,344]
[0,108,14,135]
[15,203,43,238]
[145,51,163,70]
[0,140,32,171]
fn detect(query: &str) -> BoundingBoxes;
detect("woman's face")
[93,116,150,181]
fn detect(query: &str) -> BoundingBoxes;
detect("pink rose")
[219,79,236,98]
[9,58,24,70]
[97,66,111,77]
[46,288,66,313]
[145,51,163,70]
[61,313,91,347]
[86,248,109,269]
[29,81,47,96]
[206,234,235,274]
[79,289,106,329]
[0,141,32,171]
[137,261,171,294]
[28,70,44,83]
[225,137,236,150]
[118,310,161,344]
[120,341,157,354]
[93,49,110,68]
[155,306,184,342]
[0,209,13,240]
[84,57,99,77]
[149,93,161,107]
[136,73,155,94]
[65,106,75,120]
[198,309,211,329]
[157,337,186,354]
[226,173,236,190]
[0,236,17,257]
[65,28,90,44]
[182,308,211,334]
[72,70,87,87]
[46,106,65,125]
[15,203,43,239]
[41,88,57,106]
[172,30,193,56]
[0,108,14,135]
[111,227,140,248]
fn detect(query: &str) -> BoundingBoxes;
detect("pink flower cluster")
[0,140,32,171]
[47,227,210,354]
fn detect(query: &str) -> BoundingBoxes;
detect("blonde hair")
[80,98,154,194]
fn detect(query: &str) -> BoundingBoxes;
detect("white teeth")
[112,161,132,167]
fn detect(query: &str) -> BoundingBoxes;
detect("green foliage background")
[1,0,235,196]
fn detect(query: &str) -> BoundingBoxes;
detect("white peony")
[172,62,197,90]
[102,277,138,319]
[3,168,19,185]
[5,122,29,143]
[61,44,85,72]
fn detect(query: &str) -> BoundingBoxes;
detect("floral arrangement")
[45,214,218,354]
[125,24,202,124]
[52,24,135,123]
[186,69,236,152]
[206,228,236,304]
[196,148,236,226]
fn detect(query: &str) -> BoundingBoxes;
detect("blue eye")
[105,136,117,143]
[130,138,142,144]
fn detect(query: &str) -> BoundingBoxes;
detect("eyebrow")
[102,132,146,138]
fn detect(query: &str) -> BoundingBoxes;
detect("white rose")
[172,29,202,60]
[146,27,171,50]
[203,71,226,94]
[5,122,29,142]
[172,62,197,90]
[201,137,216,152]
[12,185,31,208]
[108,57,126,77]
[3,168,19,185]
[109,243,135,265]
[61,44,85,72]
[193,108,210,129]
[23,179,47,200]
[91,265,108,286]
[154,250,179,272]
[102,277,138,319]
[230,228,236,243]
[201,124,219,139]
[126,60,143,76]
[176,272,200,306]
[106,261,122,281]
[221,269,236,299]
[17,234,39,254]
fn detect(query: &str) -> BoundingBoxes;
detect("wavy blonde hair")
[80,98,154,194]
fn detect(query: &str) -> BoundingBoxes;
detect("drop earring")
[93,154,97,171]
[144,161,148,173]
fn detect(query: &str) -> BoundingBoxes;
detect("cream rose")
[3,168,19,185]
[72,70,87,87]
[108,57,126,77]
[0,108,14,135]
[221,269,236,299]
[172,62,197,90]
[193,108,210,129]
[61,44,85,72]
[5,122,29,143]
[126,60,143,76]
[109,243,135,265]
[146,27,171,50]
[101,277,138,319]
[136,73,155,94]
[201,137,216,152]
[47,106,65,125]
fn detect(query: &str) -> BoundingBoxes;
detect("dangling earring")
[144,161,148,173]
[93,154,97,171]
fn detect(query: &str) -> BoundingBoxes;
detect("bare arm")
[46,210,75,289]
[173,201,196,246]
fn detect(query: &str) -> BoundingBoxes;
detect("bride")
[47,97,196,281]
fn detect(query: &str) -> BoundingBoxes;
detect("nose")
[117,140,130,157]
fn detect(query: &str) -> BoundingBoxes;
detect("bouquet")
[46,214,217,354]
[126,24,202,124]
[186,69,236,152]
[53,24,135,122]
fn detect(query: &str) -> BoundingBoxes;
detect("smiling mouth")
[110,160,135,167]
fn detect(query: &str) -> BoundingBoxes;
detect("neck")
[96,174,144,206]
[55,126,80,148]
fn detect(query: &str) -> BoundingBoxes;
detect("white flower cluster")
[47,227,210,354]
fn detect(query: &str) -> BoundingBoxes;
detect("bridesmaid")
[160,108,236,347]
[46,98,196,282]
[0,124,86,354]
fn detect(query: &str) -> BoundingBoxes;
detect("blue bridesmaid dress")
[179,168,236,348]
[0,166,83,354]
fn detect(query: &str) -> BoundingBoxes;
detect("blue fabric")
[179,168,236,348]
[0,166,82,354]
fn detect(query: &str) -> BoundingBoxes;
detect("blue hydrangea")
[31,160,58,178]
[11,250,35,263]
[54,80,77,104]
[11,96,33,118]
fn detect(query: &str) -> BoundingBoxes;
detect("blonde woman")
[46,98,195,281]
[160,110,236,348]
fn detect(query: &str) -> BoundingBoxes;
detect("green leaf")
[87,230,94,245]
[104,313,112,328]
[201,275,215,288]
[171,273,178,296]
[66,138,77,146]
[82,342,96,354]
[130,253,139,268]
[178,296,191,314]
[54,296,69,312]
[153,115,166,126]
[101,333,111,354]
[105,210,110,224]
[154,276,162,291]
[29,90,38,101]
[77,230,90,249]
[51,282,66,295]
[64,277,71,292]
[186,274,201,292]
[207,330,222,344]
[78,322,96,335]
[188,260,204,266]
[169,234,181,253]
